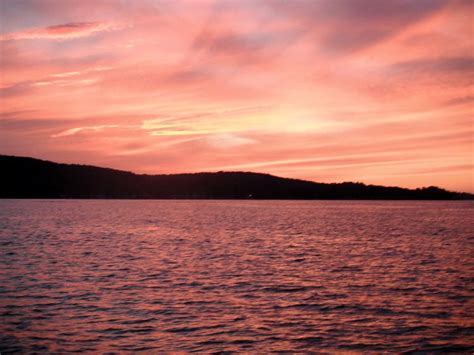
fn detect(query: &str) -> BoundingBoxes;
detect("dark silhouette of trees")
[1,155,472,199]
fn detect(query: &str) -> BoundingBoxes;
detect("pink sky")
[1,0,472,192]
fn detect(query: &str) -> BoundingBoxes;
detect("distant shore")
[1,155,473,200]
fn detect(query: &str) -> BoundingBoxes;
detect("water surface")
[1,200,473,352]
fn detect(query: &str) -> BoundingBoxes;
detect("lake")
[0,200,473,352]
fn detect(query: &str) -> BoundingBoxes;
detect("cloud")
[443,95,474,107]
[391,56,474,74]
[0,118,71,131]
[0,22,118,41]
[267,0,448,53]
[1,0,472,192]
[206,134,257,148]
[0,82,34,98]
[189,31,278,66]
[166,68,211,84]
[51,125,121,138]
[52,71,82,78]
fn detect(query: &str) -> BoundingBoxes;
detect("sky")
[0,0,473,192]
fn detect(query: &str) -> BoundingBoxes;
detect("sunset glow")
[1,0,472,191]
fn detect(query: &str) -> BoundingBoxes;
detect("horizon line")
[1,153,472,195]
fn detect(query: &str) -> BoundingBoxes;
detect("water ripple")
[0,200,473,352]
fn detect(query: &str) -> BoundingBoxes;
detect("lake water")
[0,200,473,352]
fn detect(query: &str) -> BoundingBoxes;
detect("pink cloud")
[0,0,472,192]
[0,22,118,41]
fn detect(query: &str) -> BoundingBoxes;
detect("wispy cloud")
[51,125,121,138]
[390,56,474,75]
[206,134,257,148]
[0,22,118,41]
[51,71,82,78]
[1,0,472,192]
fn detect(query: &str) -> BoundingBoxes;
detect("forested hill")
[0,155,472,200]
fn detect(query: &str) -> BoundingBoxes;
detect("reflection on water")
[0,200,473,352]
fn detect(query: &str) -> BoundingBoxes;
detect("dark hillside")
[1,155,472,200]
